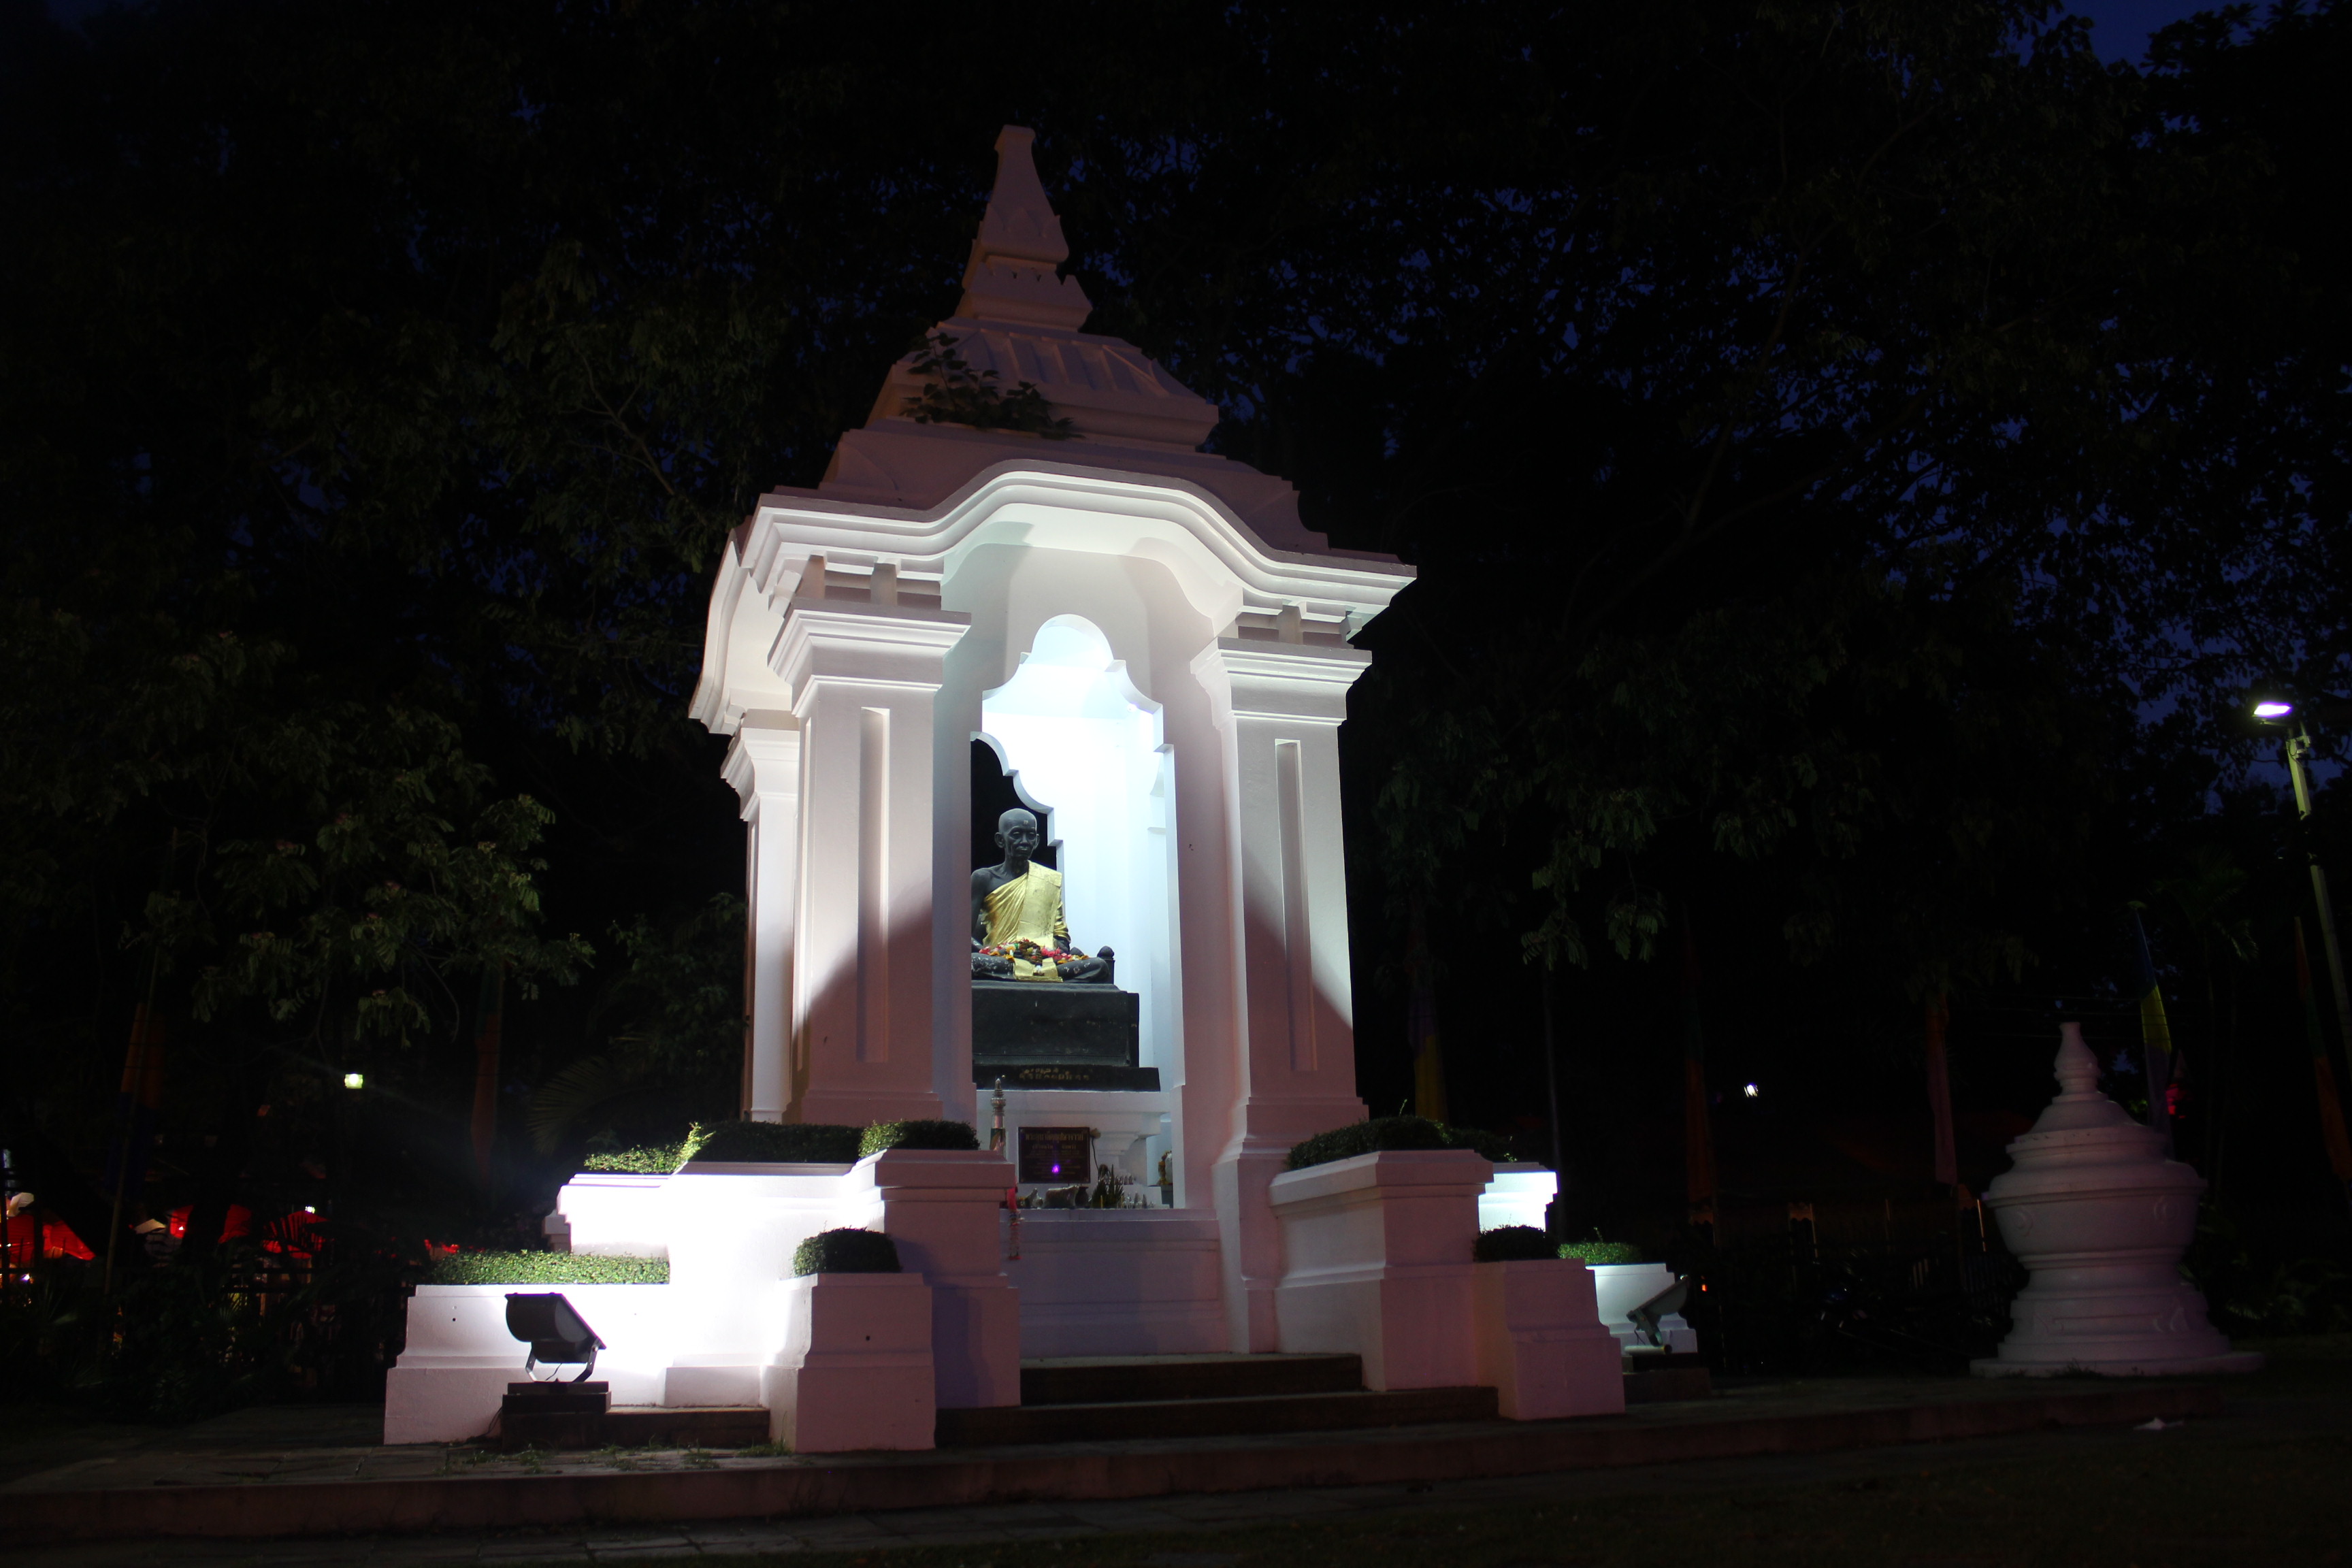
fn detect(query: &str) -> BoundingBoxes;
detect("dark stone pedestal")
[972,979,1158,1091]
[495,1381,608,1452]
[492,1382,769,1450]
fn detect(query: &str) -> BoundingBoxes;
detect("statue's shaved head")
[998,808,1038,834]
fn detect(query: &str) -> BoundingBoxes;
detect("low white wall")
[400,1151,1181,1443]
[1477,1164,1556,1232]
[660,1162,852,1404]
[385,1284,677,1445]
[1269,1147,1493,1390]
[1004,1208,1223,1357]
[547,1172,673,1257]
[1589,1261,1697,1354]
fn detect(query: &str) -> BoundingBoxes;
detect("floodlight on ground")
[1742,1082,1759,1098]
[1629,1277,1693,1349]
[504,1292,605,1382]
[342,1071,365,1090]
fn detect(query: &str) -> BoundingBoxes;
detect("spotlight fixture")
[1742,1083,1760,1098]
[342,1071,365,1090]
[504,1292,606,1382]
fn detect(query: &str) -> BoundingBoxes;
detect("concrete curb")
[11,1382,2224,1546]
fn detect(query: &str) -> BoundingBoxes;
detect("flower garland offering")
[978,938,1083,965]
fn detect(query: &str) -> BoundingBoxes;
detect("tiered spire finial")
[956,127,1094,331]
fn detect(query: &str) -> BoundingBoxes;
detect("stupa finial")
[956,127,1094,331]
[2053,1021,2101,1098]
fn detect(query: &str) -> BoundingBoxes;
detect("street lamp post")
[2253,696,2352,1102]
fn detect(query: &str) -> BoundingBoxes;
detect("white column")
[723,719,803,1124]
[775,598,971,1126]
[1208,640,1373,1350]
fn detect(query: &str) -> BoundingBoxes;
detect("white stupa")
[1975,1023,2261,1377]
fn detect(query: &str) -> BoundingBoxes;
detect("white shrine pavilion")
[385,130,1629,1450]
[691,125,1414,1351]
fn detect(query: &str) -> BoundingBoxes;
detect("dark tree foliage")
[1,0,2345,1296]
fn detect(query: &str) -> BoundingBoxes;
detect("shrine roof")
[783,127,1382,564]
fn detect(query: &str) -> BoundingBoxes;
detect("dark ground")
[4,1335,2345,1567]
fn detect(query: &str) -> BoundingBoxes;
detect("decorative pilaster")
[1210,638,1373,1350]
[774,597,970,1126]
[723,719,801,1124]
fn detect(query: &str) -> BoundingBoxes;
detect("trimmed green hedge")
[1444,1126,1522,1163]
[1284,1115,1525,1171]
[1557,1241,1644,1266]
[1286,1115,1446,1169]
[581,1143,687,1174]
[860,1119,979,1154]
[681,1120,864,1165]
[428,1251,669,1285]
[1473,1225,1557,1263]
[581,1118,983,1174]
[791,1228,902,1276]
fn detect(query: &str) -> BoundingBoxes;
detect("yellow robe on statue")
[984,866,1071,981]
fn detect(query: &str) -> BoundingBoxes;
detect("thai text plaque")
[1018,1126,1092,1184]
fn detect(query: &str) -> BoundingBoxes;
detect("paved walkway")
[4,1370,2307,1565]
[10,1390,2343,1567]
[0,1373,2197,1494]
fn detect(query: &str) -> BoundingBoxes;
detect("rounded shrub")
[860,1119,980,1154]
[1284,1116,1526,1171]
[1284,1115,1450,1171]
[1442,1126,1522,1163]
[791,1228,902,1277]
[1473,1226,1558,1263]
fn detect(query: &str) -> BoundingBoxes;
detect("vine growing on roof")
[902,332,1075,438]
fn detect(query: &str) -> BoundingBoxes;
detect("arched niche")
[977,615,1180,1078]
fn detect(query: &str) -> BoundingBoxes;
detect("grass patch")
[426,1251,668,1285]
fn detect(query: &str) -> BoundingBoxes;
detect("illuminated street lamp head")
[342,1071,365,1090]
[2251,699,2296,721]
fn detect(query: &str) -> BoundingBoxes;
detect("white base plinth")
[1270,1149,1492,1390]
[1471,1260,1625,1420]
[1975,1274,2263,1378]
[1005,1209,1224,1358]
[842,1149,1023,1408]
[766,1273,935,1451]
